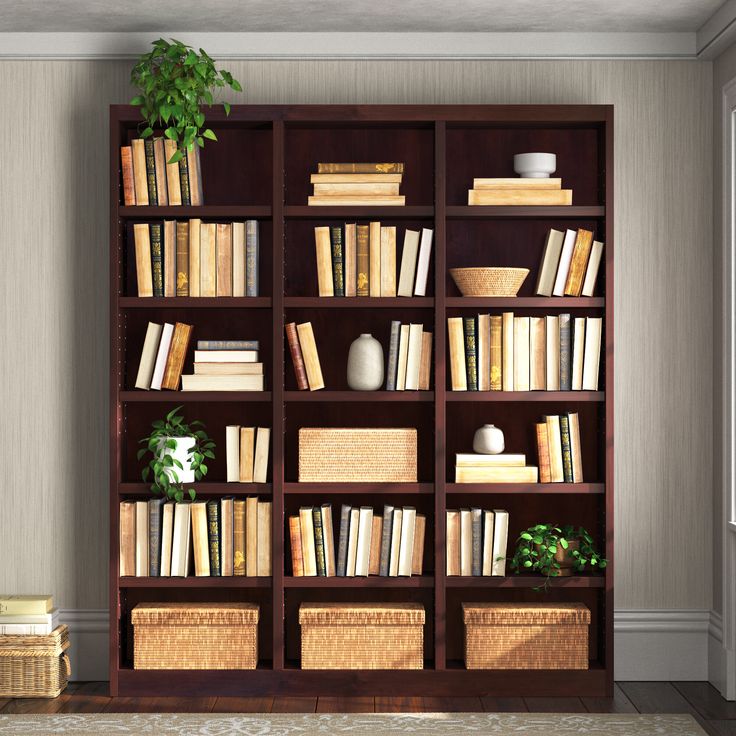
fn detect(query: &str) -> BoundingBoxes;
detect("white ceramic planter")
[513,152,557,178]
[472,424,505,454]
[157,436,196,483]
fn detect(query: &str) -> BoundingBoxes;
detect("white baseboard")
[58,610,109,682]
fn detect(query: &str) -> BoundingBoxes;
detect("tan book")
[355,506,374,577]
[232,221,246,297]
[152,138,169,206]
[397,507,416,577]
[568,412,584,482]
[296,322,324,391]
[535,228,565,297]
[411,514,426,576]
[162,220,176,297]
[482,510,495,576]
[200,222,216,297]
[135,321,163,390]
[404,323,423,390]
[130,139,149,206]
[215,223,233,297]
[253,427,270,484]
[537,423,551,483]
[513,317,530,392]
[564,228,594,296]
[311,173,403,183]
[133,223,153,297]
[477,314,491,391]
[160,501,174,577]
[245,497,258,576]
[119,501,136,576]
[418,331,432,391]
[530,316,546,391]
[344,223,357,297]
[545,315,560,390]
[308,195,405,206]
[546,415,564,482]
[257,501,272,576]
[289,515,304,576]
[473,177,562,190]
[572,317,586,390]
[456,453,526,467]
[460,509,472,576]
[188,218,201,297]
[313,182,400,195]
[175,220,189,296]
[120,146,136,206]
[187,145,203,206]
[388,508,402,577]
[368,515,383,575]
[490,315,502,391]
[395,323,410,391]
[314,226,334,297]
[582,240,604,297]
[234,499,246,575]
[321,504,336,576]
[194,362,264,375]
[317,163,405,174]
[397,229,420,298]
[380,226,397,297]
[164,140,182,205]
[582,317,603,391]
[446,510,460,576]
[191,501,210,576]
[369,221,381,296]
[181,374,264,391]
[225,425,240,482]
[455,466,539,483]
[170,502,191,577]
[448,317,467,391]
[135,501,149,577]
[491,510,510,576]
[193,350,258,363]
[239,427,255,483]
[356,224,370,296]
[221,497,234,576]
[468,189,572,206]
[502,312,514,391]
[0,596,54,616]
[161,322,193,390]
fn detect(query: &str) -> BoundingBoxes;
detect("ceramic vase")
[472,424,505,454]
[158,436,196,483]
[347,333,384,391]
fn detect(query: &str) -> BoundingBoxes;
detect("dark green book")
[206,500,221,576]
[559,414,574,483]
[246,220,259,297]
[178,149,191,206]
[313,507,326,576]
[559,313,571,391]
[149,222,164,297]
[148,498,164,576]
[144,138,158,206]
[463,316,478,391]
[336,504,351,577]
[330,225,344,297]
[471,507,483,577]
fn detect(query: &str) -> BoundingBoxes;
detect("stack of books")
[131,219,259,297]
[535,228,603,297]
[119,497,272,577]
[385,321,432,391]
[314,224,433,297]
[467,177,572,206]
[285,322,324,391]
[455,453,538,483]
[446,509,509,576]
[447,313,602,392]
[308,163,405,206]
[121,138,203,207]
[181,340,264,391]
[0,596,58,635]
[536,413,584,483]
[290,504,426,577]
[225,426,271,483]
[134,321,193,391]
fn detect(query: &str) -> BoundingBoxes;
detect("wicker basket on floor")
[0,625,70,698]
[132,603,259,670]
[300,603,424,670]
[463,602,590,670]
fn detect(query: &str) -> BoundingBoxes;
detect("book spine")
[313,507,326,576]
[285,322,309,390]
[378,504,394,576]
[120,146,136,206]
[560,414,574,483]
[246,220,259,297]
[559,313,571,391]
[336,504,351,576]
[490,315,502,391]
[144,138,158,206]
[536,422,551,483]
[463,316,478,391]
[178,149,191,206]
[318,162,404,173]
[207,501,221,576]
[148,501,162,576]
[385,320,401,390]
[176,221,189,296]
[330,225,344,297]
[471,508,482,577]
[233,501,246,576]
[196,340,259,350]
[356,225,369,296]
[149,223,164,297]
[289,516,304,576]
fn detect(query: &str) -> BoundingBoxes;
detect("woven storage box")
[450,267,529,297]
[463,603,590,670]
[298,428,417,482]
[300,603,424,670]
[0,625,70,698]
[132,603,259,670]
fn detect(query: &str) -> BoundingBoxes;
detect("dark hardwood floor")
[0,682,732,733]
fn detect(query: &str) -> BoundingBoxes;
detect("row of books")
[447,314,602,392]
[535,228,603,298]
[225,426,270,483]
[467,177,572,206]
[132,219,260,298]
[454,453,539,484]
[285,322,324,390]
[135,321,192,390]
[185,341,264,392]
[0,596,58,636]
[119,497,272,578]
[536,413,585,484]
[446,508,509,576]
[121,138,203,206]
[385,322,432,391]
[290,504,426,577]
[315,224,433,297]
[308,163,406,206]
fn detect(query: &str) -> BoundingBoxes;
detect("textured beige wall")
[0,59,712,610]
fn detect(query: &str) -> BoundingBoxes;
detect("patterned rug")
[0,712,708,735]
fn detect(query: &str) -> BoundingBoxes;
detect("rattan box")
[300,603,424,670]
[298,428,417,482]
[462,602,590,670]
[0,625,70,698]
[132,603,259,670]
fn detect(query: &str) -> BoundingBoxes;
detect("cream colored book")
[460,509,472,576]
[530,316,546,391]
[215,223,233,297]
[220,497,234,576]
[456,453,526,467]
[163,220,176,297]
[0,596,54,616]
[296,322,325,391]
[313,182,400,195]
[369,221,381,296]
[256,501,272,576]
[413,228,433,296]
[181,374,264,391]
[308,195,405,206]
[448,317,467,391]
[314,226,334,297]
[455,466,539,483]
[380,226,397,296]
[396,324,410,391]
[130,139,148,205]
[239,427,255,483]
[411,513,426,575]
[582,317,603,390]
[135,500,149,577]
[545,315,560,390]
[321,504,336,577]
[581,240,604,297]
[568,412,584,482]
[404,323,423,390]
[473,177,562,189]
[346,507,360,577]
[188,218,201,297]
[160,501,174,577]
[535,228,565,297]
[398,507,416,577]
[354,506,374,577]
[245,497,258,576]
[397,229,420,297]
[133,223,153,297]
[368,515,383,576]
[199,222,217,297]
[170,502,191,577]
[572,317,586,390]
[149,322,173,391]
[193,350,258,363]
[310,173,403,183]
[232,221,246,297]
[502,312,514,391]
[253,427,270,484]
[344,223,357,297]
[446,510,460,576]
[190,501,210,576]
[119,501,136,577]
[546,415,564,482]
[513,317,530,392]
[164,139,181,205]
[468,189,572,206]
[553,229,577,297]
[225,425,240,482]
[135,322,163,389]
[477,313,491,391]
[388,507,403,577]
[194,362,263,375]
[482,510,495,576]
[491,510,510,576]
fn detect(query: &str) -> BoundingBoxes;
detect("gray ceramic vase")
[347,333,384,391]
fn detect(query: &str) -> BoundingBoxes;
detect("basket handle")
[62,653,71,677]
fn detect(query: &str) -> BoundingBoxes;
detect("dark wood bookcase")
[109,104,613,697]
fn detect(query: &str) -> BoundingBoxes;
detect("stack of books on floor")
[181,340,264,391]
[121,138,203,207]
[225,425,270,483]
[0,596,57,635]
[119,497,272,577]
[314,224,433,297]
[536,413,584,483]
[535,228,603,297]
[289,504,426,577]
[131,219,259,297]
[455,453,538,483]
[467,177,572,206]
[385,321,432,390]
[285,322,324,390]
[447,313,602,391]
[446,509,509,576]
[308,163,406,206]
[135,321,192,391]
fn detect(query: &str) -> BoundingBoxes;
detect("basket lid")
[462,602,590,625]
[0,625,69,657]
[132,603,259,625]
[299,602,424,625]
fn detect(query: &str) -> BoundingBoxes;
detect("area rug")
[0,712,709,735]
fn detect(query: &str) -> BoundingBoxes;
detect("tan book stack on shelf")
[455,453,538,483]
[308,163,406,205]
[468,177,572,206]
[180,339,264,391]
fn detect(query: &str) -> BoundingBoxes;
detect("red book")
[536,422,551,484]
[120,146,136,206]
[285,322,309,390]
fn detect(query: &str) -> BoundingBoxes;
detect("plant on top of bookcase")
[130,38,242,163]
[137,405,215,501]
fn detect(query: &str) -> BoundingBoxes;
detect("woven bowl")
[450,267,529,297]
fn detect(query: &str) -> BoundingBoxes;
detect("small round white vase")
[513,152,557,178]
[472,424,505,454]
[347,333,384,391]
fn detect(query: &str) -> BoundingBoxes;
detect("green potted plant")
[137,406,215,501]
[130,38,242,162]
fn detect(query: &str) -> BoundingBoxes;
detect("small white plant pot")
[513,152,557,178]
[157,436,196,483]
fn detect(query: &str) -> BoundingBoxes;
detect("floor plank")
[271,696,317,713]
[211,696,273,713]
[0,688,73,715]
[524,696,587,712]
[103,696,216,713]
[619,682,699,714]
[582,684,638,713]
[375,697,425,712]
[317,696,374,713]
[674,682,736,721]
[421,697,484,712]
[56,682,112,713]
[480,696,528,712]
[0,700,9,713]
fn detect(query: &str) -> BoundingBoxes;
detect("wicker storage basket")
[463,602,590,670]
[132,603,259,670]
[450,267,529,297]
[298,428,417,482]
[0,625,70,698]
[300,603,424,670]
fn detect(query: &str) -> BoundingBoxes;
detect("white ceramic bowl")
[513,152,557,178]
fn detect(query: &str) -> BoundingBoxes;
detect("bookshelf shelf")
[445,391,604,402]
[284,390,434,402]
[445,576,605,588]
[284,297,434,308]
[118,482,273,497]
[284,482,435,495]
[444,297,604,308]
[446,205,605,219]
[119,297,272,309]
[119,205,272,218]
[445,482,604,495]
[285,205,434,219]
[119,391,272,403]
[119,576,272,588]
[283,576,434,588]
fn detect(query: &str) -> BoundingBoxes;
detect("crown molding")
[697,0,736,59]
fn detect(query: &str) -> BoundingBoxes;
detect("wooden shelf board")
[285,205,434,218]
[445,576,605,588]
[119,576,272,588]
[445,297,604,308]
[284,390,434,402]
[118,482,273,496]
[118,206,272,218]
[120,391,272,402]
[284,482,434,495]
[284,297,434,308]
[446,391,604,402]
[119,297,272,308]
[284,576,434,588]
[446,205,604,219]
[446,482,604,494]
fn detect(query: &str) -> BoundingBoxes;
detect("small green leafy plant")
[137,406,215,501]
[130,38,242,163]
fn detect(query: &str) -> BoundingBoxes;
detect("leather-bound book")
[285,322,309,390]
[120,146,136,206]
[161,322,193,390]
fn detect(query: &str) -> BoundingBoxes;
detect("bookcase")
[109,104,613,697]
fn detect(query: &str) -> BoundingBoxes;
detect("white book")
[545,315,560,390]
[389,508,403,576]
[397,229,420,297]
[253,427,270,484]
[491,510,510,576]
[160,502,174,577]
[232,221,246,297]
[354,506,374,577]
[502,312,514,392]
[513,317,530,392]
[321,504,336,577]
[346,507,360,577]
[150,322,174,390]
[460,509,472,576]
[170,502,191,577]
[404,324,423,390]
[572,318,586,391]
[135,322,163,389]
[581,240,604,297]
[552,229,577,297]
[226,425,240,482]
[0,609,59,631]
[398,507,416,576]
[396,324,410,391]
[413,228,434,296]
[193,350,258,363]
[180,374,264,391]
[482,511,495,576]
[0,622,57,635]
[535,228,565,297]
[582,317,603,390]
[299,506,317,577]
[135,501,149,577]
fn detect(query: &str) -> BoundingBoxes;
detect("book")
[187,145,204,206]
[368,515,383,576]
[336,504,351,577]
[153,138,168,206]
[313,182,400,195]
[135,500,149,576]
[471,507,483,576]
[530,316,546,391]
[119,501,136,576]
[232,221,246,297]
[456,453,526,467]
[397,229,420,297]
[513,317,530,392]
[253,427,270,483]
[355,506,374,577]
[553,229,577,297]
[162,220,175,297]
[309,195,405,205]
[0,620,59,635]
[346,507,360,577]
[473,177,562,189]
[344,223,357,297]
[460,509,472,576]
[181,374,264,391]
[206,500,220,576]
[120,146,136,206]
[256,501,272,576]
[313,506,326,576]
[545,315,560,390]
[491,510,509,576]
[245,219,258,297]
[582,316,603,390]
[559,313,572,391]
[0,596,53,616]
[300,506,317,577]
[356,224,370,296]
[164,140,182,205]
[448,317,467,391]
[144,138,158,205]
[388,507,403,577]
[170,502,191,577]
[239,427,255,483]
[404,323,423,390]
[582,240,604,296]
[216,223,233,297]
[135,322,163,389]
[502,312,514,391]
[161,321,193,390]
[385,320,401,390]
[311,173,403,183]
[490,315,502,391]
[245,497,258,577]
[193,349,258,363]
[412,513,426,575]
[226,425,240,482]
[463,316,478,391]
[151,222,164,297]
[419,331,432,390]
[321,504,336,576]
[200,222,216,297]
[446,510,460,576]
[317,163,405,173]
[161,501,174,576]
[535,228,565,297]
[285,322,309,390]
[130,139,149,205]
[330,225,344,297]
[546,415,564,482]
[221,497,235,576]
[197,340,259,350]
[536,423,551,483]
[568,412,584,482]
[564,228,594,296]
[398,506,416,576]
[133,222,153,297]
[395,323,410,391]
[194,363,264,375]
[378,504,394,577]
[380,226,397,297]
[296,322,325,391]
[455,466,539,483]
[191,501,211,576]
[369,221,381,296]
[178,144,191,206]
[150,322,174,391]
[148,498,164,576]
[572,317,586,390]
[234,499,246,575]
[289,515,304,576]
[560,414,574,483]
[477,314,490,391]
[173,221,187,296]
[414,228,433,296]
[481,510,495,576]
[468,189,572,205]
